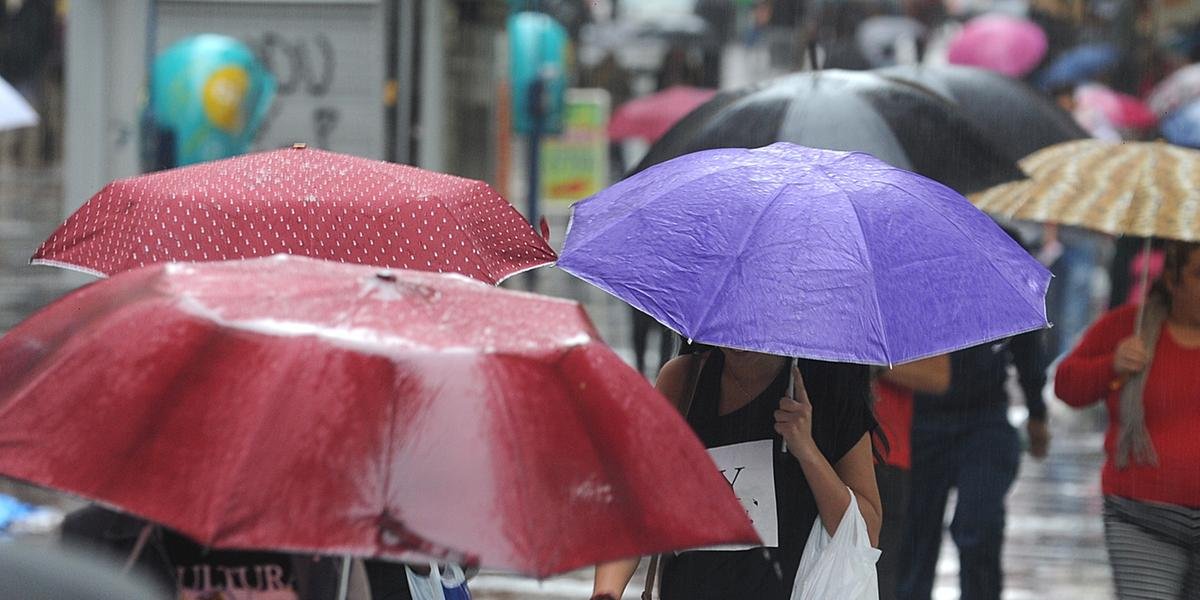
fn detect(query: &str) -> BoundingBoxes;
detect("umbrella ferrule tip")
[291,142,308,149]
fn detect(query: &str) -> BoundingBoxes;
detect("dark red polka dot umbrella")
[31,145,556,284]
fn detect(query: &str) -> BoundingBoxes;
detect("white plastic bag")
[790,490,881,600]
[405,563,470,600]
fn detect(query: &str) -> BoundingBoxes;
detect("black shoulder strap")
[643,351,710,600]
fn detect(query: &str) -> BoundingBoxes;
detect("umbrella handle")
[122,524,154,574]
[783,357,797,454]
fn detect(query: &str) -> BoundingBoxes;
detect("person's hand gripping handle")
[776,359,816,457]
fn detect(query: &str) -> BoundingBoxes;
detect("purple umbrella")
[556,143,1050,365]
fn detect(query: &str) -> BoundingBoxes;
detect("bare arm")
[775,366,882,546]
[592,557,639,599]
[880,354,950,395]
[793,435,882,546]
[592,355,703,598]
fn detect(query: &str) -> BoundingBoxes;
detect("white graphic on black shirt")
[699,439,779,551]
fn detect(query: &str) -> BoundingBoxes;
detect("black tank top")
[660,350,874,600]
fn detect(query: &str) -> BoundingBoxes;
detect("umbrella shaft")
[783,357,796,453]
[337,555,352,600]
[1134,237,1154,337]
[122,524,154,574]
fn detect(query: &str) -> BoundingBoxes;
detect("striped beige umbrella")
[970,139,1200,242]
[972,139,1200,333]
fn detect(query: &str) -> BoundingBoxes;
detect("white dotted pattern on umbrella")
[970,140,1200,242]
[32,147,557,284]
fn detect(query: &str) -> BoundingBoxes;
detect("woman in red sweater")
[1056,241,1200,600]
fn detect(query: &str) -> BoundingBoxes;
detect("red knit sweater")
[1055,304,1200,507]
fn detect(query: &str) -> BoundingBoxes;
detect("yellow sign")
[542,88,611,202]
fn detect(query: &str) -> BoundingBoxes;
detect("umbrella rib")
[816,166,893,365]
[157,325,256,545]
[447,183,555,283]
[565,160,755,252]
[28,257,110,278]
[205,378,289,547]
[481,356,543,573]
[434,190,493,281]
[689,183,793,343]
[379,366,403,547]
[878,178,1049,335]
[1134,144,1164,240]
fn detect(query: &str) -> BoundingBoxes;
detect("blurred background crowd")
[2,0,1200,599]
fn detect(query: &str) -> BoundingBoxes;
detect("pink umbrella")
[1075,83,1158,130]
[607,86,717,143]
[947,14,1048,78]
[1147,64,1200,117]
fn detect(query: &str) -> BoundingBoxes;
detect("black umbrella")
[631,69,1023,195]
[877,64,1088,162]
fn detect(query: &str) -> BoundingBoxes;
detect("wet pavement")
[0,164,1114,599]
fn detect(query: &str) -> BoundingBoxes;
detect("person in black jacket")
[896,241,1051,600]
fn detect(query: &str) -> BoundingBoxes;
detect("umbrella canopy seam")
[566,163,752,252]
[1137,146,1164,237]
[183,327,270,546]
[879,178,1049,330]
[690,183,794,344]
[438,182,501,283]
[816,165,893,365]
[1051,144,1140,227]
[487,357,543,574]
[379,370,403,554]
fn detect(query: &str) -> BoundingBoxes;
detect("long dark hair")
[1149,241,1200,310]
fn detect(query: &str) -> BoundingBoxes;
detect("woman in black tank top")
[593,345,881,600]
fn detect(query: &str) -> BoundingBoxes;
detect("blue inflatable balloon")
[153,34,276,166]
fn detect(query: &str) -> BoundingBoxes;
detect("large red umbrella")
[0,256,757,577]
[607,86,716,143]
[31,146,556,284]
